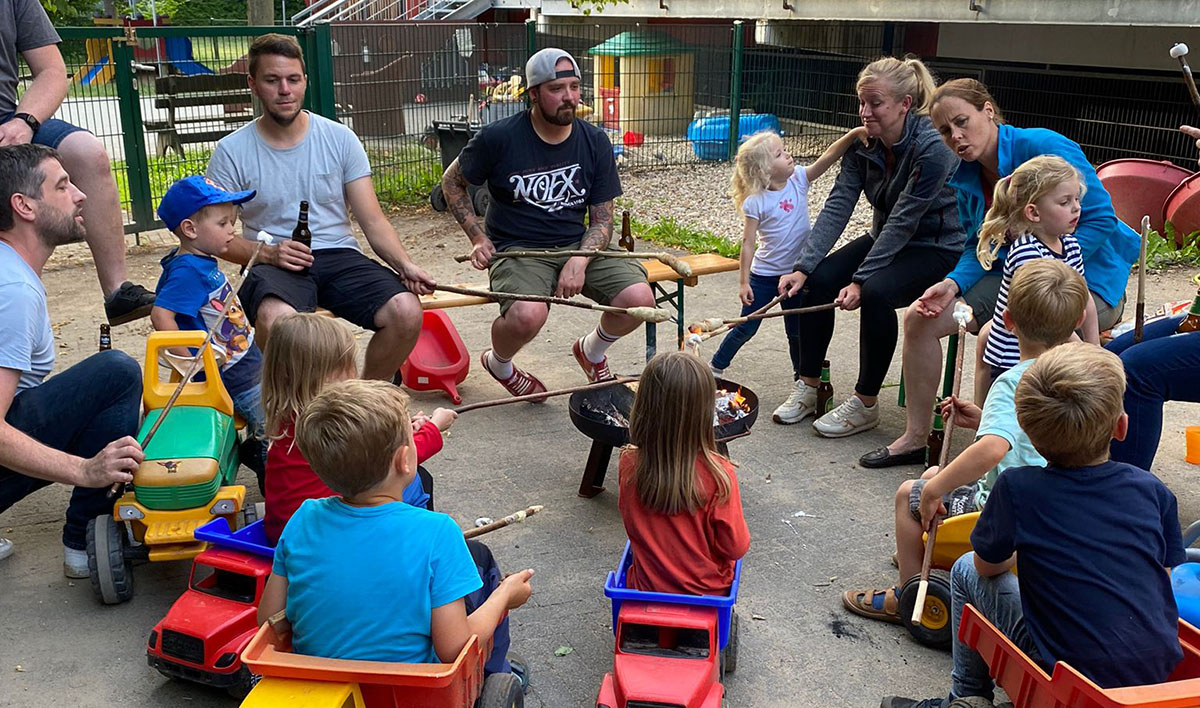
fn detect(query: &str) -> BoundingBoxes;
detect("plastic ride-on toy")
[959,603,1200,708]
[87,331,246,605]
[237,619,524,708]
[897,512,983,650]
[597,542,741,708]
[147,517,274,697]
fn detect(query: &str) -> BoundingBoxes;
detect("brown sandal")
[842,586,902,625]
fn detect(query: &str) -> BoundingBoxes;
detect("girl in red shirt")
[260,313,456,544]
[618,352,751,595]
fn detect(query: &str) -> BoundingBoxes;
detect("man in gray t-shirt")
[206,34,433,380]
[0,0,157,325]
[0,144,143,577]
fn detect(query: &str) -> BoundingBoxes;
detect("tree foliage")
[568,0,631,16]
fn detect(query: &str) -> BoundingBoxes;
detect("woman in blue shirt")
[862,78,1140,468]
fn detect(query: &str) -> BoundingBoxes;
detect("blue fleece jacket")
[944,124,1139,307]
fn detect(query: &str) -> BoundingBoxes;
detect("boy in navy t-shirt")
[152,176,267,484]
[884,342,1186,708]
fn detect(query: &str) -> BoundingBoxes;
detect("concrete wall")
[937,23,1200,72]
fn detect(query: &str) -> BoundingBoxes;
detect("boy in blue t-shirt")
[258,379,535,677]
[152,176,267,485]
[884,342,1187,708]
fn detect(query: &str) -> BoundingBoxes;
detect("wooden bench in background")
[142,73,254,157]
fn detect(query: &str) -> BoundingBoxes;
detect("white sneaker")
[813,395,879,438]
[772,380,818,424]
[63,545,89,579]
[0,537,13,562]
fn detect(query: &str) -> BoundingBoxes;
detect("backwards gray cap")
[525,47,581,88]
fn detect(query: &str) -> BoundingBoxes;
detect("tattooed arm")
[442,157,494,270]
[581,200,615,251]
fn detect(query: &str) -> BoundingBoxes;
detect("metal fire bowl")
[567,377,759,446]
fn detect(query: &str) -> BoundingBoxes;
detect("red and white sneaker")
[481,350,548,400]
[573,337,614,382]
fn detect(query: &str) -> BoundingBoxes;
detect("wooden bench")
[317,252,739,360]
[142,73,254,157]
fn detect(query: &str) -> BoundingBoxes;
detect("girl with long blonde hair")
[618,352,750,595]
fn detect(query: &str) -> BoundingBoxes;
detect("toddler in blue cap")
[152,175,268,488]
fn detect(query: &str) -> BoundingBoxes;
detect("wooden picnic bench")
[142,73,254,157]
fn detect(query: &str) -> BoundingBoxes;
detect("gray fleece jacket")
[793,111,965,282]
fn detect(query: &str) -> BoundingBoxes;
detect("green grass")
[112,148,214,211]
[1145,223,1200,272]
[615,199,739,258]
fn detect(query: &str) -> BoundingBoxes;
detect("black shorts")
[238,248,408,330]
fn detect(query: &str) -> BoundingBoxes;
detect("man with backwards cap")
[442,48,654,398]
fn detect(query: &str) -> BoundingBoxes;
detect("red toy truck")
[146,517,273,697]
[596,543,741,708]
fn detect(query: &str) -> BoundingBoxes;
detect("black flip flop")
[859,446,926,469]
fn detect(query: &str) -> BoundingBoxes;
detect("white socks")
[485,350,515,380]
[581,325,619,363]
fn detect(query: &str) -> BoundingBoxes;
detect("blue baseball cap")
[158,176,256,232]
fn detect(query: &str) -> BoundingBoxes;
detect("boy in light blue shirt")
[843,260,1089,625]
[258,380,535,678]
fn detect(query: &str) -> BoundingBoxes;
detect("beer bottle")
[291,200,312,274]
[98,323,111,352]
[619,210,634,252]
[816,360,834,414]
[926,404,945,468]
[1177,286,1200,333]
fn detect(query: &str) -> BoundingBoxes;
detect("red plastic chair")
[399,310,470,404]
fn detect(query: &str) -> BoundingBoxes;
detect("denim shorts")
[0,113,90,150]
[909,478,984,521]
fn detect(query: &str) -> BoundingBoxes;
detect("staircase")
[292,0,493,24]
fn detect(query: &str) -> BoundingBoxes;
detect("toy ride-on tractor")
[237,619,524,708]
[87,330,246,605]
[147,517,274,698]
[597,542,741,708]
[896,512,984,650]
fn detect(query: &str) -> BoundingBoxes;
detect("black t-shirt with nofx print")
[458,110,622,251]
[0,0,61,116]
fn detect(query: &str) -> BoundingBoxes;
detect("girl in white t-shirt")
[710,129,866,388]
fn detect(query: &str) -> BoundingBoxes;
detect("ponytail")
[976,176,1018,270]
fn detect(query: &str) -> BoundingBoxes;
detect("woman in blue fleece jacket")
[863,78,1139,469]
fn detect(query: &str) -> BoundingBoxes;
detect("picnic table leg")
[675,280,684,350]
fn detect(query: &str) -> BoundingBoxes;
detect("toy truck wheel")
[226,668,259,699]
[430,184,447,212]
[721,609,740,675]
[478,671,523,708]
[472,186,490,217]
[87,514,134,605]
[898,573,953,649]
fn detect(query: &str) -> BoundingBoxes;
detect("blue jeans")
[231,384,266,441]
[464,539,512,675]
[0,351,143,549]
[1106,315,1200,470]
[948,553,1042,701]
[711,272,804,377]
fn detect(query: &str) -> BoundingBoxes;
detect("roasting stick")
[1135,215,1151,344]
[464,505,544,539]
[912,302,973,625]
[688,302,841,348]
[454,249,692,278]
[108,233,273,499]
[1171,44,1200,113]
[453,376,638,413]
[433,284,671,323]
[266,504,545,637]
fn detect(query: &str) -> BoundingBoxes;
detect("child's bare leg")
[895,467,941,583]
[973,320,993,406]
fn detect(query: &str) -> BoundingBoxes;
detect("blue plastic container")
[194,518,275,558]
[1174,562,1200,627]
[603,541,741,649]
[686,113,781,161]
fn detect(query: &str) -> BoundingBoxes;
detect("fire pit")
[568,378,760,498]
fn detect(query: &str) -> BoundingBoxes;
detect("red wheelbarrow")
[398,310,469,404]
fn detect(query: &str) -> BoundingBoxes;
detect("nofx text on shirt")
[510,164,586,212]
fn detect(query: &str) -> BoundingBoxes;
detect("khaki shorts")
[488,242,648,315]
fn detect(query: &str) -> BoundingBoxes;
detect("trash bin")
[429,120,488,217]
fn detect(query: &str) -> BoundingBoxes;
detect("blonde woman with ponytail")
[773,56,964,437]
[713,126,865,389]
[875,79,1139,470]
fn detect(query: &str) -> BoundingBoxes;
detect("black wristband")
[13,112,40,134]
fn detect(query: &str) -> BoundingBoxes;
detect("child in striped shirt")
[975,155,1099,384]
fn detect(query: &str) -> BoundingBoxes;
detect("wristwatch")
[12,112,40,134]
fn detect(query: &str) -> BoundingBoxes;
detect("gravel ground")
[619,149,874,251]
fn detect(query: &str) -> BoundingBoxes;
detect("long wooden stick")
[109,238,269,498]
[454,376,637,413]
[464,505,544,539]
[690,302,840,344]
[454,249,692,278]
[1135,215,1150,344]
[434,284,671,323]
[913,309,970,625]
